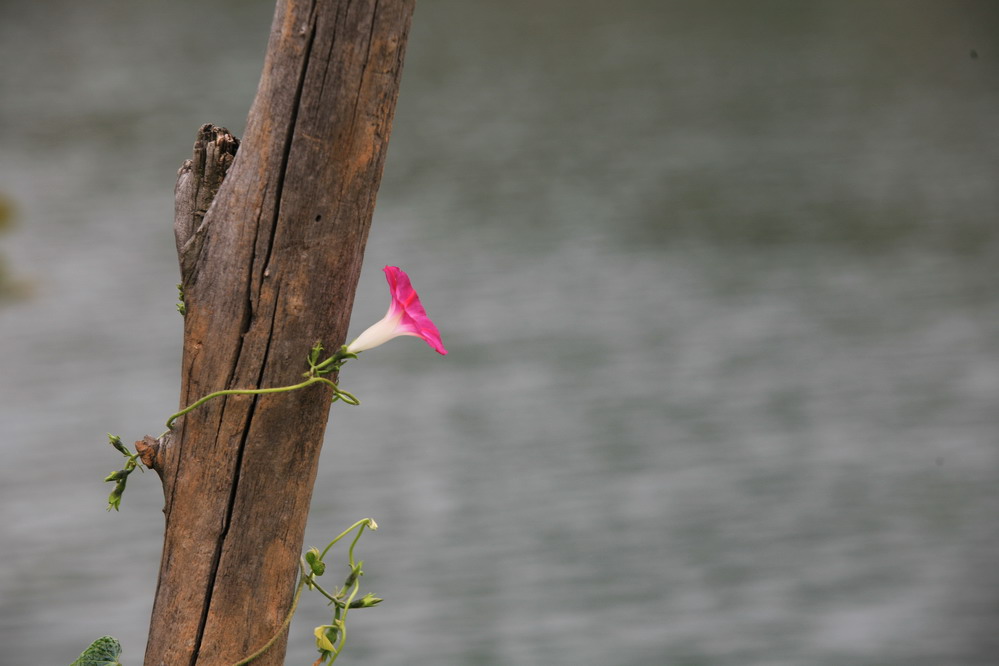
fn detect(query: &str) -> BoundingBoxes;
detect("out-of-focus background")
[2,1,998,664]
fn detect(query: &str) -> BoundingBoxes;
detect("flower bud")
[348,593,383,609]
[104,468,132,482]
[342,563,362,589]
[106,479,127,511]
[108,434,129,456]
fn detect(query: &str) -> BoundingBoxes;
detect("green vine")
[104,342,359,510]
[233,518,381,665]
[163,341,358,432]
[74,519,380,666]
[89,264,446,664]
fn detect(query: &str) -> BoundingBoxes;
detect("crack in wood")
[258,9,319,295]
[191,280,281,665]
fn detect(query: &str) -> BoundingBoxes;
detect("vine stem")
[228,520,375,665]
[312,346,355,373]
[164,376,339,431]
[319,519,374,562]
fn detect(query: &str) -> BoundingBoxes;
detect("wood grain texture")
[144,1,414,664]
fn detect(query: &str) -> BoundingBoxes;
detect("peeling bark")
[173,124,240,284]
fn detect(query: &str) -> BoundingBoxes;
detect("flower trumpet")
[346,266,447,355]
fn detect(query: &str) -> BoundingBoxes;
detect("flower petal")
[345,267,447,355]
[383,266,448,355]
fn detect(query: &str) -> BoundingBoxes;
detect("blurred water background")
[2,1,999,664]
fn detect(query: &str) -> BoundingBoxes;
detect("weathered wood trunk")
[142,1,414,663]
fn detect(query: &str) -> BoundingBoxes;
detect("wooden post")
[141,1,414,663]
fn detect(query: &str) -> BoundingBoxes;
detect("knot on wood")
[135,434,168,475]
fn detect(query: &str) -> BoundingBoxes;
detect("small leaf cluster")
[175,283,186,316]
[306,342,360,405]
[103,435,144,511]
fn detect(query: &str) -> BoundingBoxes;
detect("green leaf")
[70,636,122,666]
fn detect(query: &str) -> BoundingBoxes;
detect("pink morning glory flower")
[346,266,448,355]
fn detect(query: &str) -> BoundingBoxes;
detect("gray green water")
[1,1,998,664]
